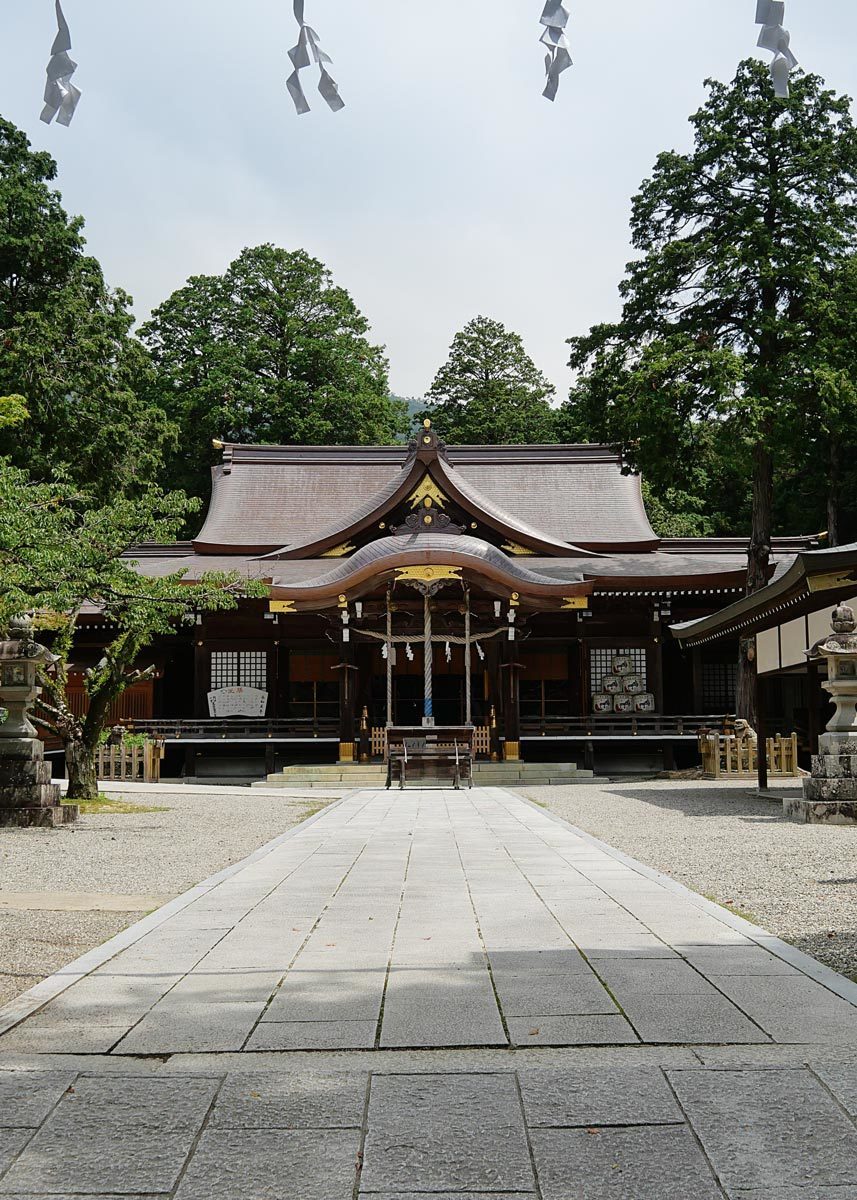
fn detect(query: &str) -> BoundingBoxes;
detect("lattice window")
[589,647,648,695]
[701,661,737,711]
[210,651,267,690]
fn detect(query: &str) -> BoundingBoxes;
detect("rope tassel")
[755,0,797,98]
[286,0,345,115]
[540,0,572,102]
[41,0,81,126]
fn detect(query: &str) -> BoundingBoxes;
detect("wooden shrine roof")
[193,441,659,555]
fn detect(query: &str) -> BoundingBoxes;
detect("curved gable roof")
[193,442,659,555]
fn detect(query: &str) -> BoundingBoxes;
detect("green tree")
[0,463,262,799]
[559,61,857,719]
[0,117,173,496]
[796,255,857,546]
[141,245,408,502]
[421,316,557,444]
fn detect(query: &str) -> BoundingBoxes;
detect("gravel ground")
[0,788,340,1007]
[522,780,857,980]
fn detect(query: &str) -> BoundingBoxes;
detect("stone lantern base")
[784,733,857,826]
[0,737,77,827]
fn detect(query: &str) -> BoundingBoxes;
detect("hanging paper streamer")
[540,0,572,102]
[41,0,81,126]
[755,0,797,98]
[286,0,344,115]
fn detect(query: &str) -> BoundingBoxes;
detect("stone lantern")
[0,615,77,826]
[785,604,857,825]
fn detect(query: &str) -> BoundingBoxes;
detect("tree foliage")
[0,461,262,798]
[0,118,173,497]
[141,245,408,501]
[421,316,557,444]
[559,61,857,716]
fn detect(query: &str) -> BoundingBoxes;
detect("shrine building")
[92,421,815,780]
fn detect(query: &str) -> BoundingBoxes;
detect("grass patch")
[703,892,759,925]
[63,796,169,815]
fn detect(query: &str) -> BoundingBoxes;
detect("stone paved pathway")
[2,786,857,1196]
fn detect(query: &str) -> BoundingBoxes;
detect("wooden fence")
[698,732,800,779]
[96,741,164,783]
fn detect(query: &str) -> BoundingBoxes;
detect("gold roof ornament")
[396,565,462,585]
[320,542,355,558]
[408,476,448,509]
[503,541,537,557]
[562,597,589,610]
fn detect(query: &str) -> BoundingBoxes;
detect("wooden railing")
[128,719,339,742]
[520,715,735,740]
[699,732,800,779]
[97,741,164,783]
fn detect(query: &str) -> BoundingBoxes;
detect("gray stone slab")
[113,1001,267,1054]
[367,1073,522,1132]
[210,1071,366,1129]
[493,971,618,1017]
[0,1017,128,1055]
[679,946,801,977]
[361,1127,533,1193]
[379,969,505,1048]
[0,1071,75,1128]
[0,1127,197,1194]
[815,1064,857,1116]
[363,1195,534,1199]
[706,976,857,1044]
[32,972,184,1023]
[731,1190,857,1199]
[531,1125,723,1199]
[263,969,384,1023]
[594,959,718,996]
[44,1076,219,1132]
[487,949,591,974]
[507,1014,639,1046]
[519,1066,683,1127]
[0,1129,32,1178]
[617,991,768,1044]
[174,1128,359,1199]
[669,1067,857,1189]
[0,1195,169,1199]
[245,1020,378,1051]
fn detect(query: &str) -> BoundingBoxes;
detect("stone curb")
[508,787,857,1007]
[0,791,357,1040]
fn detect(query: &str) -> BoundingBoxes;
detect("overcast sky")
[3,2,855,400]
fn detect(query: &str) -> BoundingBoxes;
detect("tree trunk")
[65,740,99,801]
[737,442,774,724]
[828,439,841,548]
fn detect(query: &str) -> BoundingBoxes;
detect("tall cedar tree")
[559,61,857,721]
[0,457,263,801]
[141,245,408,503]
[421,316,557,444]
[0,118,172,496]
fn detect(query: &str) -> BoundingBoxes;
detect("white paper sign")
[208,687,269,718]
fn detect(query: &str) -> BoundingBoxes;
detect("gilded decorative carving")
[269,600,296,614]
[321,542,355,558]
[561,597,589,610]
[395,565,462,584]
[503,542,537,556]
[408,476,448,509]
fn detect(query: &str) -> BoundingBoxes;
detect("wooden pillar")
[756,670,768,792]
[651,619,665,715]
[807,660,821,757]
[193,639,208,718]
[503,641,522,762]
[338,639,357,763]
